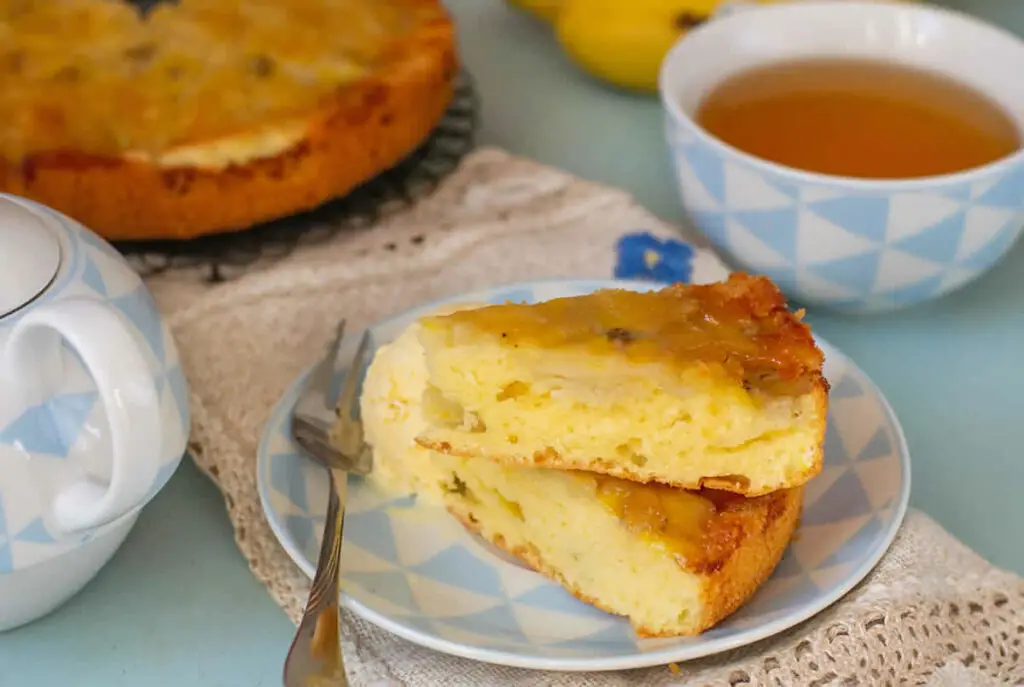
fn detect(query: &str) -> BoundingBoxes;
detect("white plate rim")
[256,278,912,672]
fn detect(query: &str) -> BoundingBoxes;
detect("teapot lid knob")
[0,197,61,318]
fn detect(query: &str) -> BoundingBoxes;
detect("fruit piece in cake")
[415,274,828,496]
[434,450,802,637]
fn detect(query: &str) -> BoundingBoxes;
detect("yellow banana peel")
[553,0,915,94]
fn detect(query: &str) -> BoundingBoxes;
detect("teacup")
[659,1,1024,312]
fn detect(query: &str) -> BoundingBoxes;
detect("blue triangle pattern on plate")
[894,211,967,264]
[286,515,317,558]
[817,517,884,570]
[974,165,1024,208]
[731,207,800,262]
[490,288,534,305]
[80,254,108,297]
[439,604,529,643]
[14,517,56,544]
[344,510,400,565]
[800,468,874,525]
[879,274,946,304]
[549,622,637,652]
[109,285,166,364]
[0,391,97,457]
[269,452,309,512]
[770,547,805,580]
[807,196,890,243]
[254,279,912,670]
[857,428,893,462]
[347,570,420,614]
[682,144,726,204]
[822,415,850,467]
[806,250,881,297]
[513,584,613,620]
[0,494,10,573]
[829,375,863,400]
[742,579,817,620]
[410,546,506,598]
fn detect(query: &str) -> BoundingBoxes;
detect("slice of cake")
[434,450,802,637]
[415,274,828,496]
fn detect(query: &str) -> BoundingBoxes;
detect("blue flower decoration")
[614,232,695,285]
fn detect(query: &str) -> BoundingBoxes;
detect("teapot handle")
[3,297,163,533]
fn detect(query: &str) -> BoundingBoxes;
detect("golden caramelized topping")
[0,0,446,159]
[594,474,787,572]
[425,273,825,395]
[594,476,718,546]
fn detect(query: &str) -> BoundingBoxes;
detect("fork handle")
[283,469,349,687]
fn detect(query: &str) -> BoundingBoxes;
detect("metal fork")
[283,321,374,687]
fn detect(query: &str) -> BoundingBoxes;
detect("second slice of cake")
[416,274,828,496]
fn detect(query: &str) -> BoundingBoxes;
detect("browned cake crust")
[448,487,803,637]
[0,0,457,241]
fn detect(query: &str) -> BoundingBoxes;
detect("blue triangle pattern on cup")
[110,285,166,365]
[681,144,726,204]
[410,546,506,598]
[688,210,728,250]
[144,460,181,503]
[958,224,1021,271]
[731,207,800,262]
[14,517,56,544]
[879,274,946,304]
[938,183,974,203]
[164,364,191,437]
[0,494,10,574]
[974,165,1024,208]
[80,255,108,297]
[806,196,890,243]
[0,392,98,457]
[806,250,882,297]
[894,211,967,264]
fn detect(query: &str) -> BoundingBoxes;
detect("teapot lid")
[0,198,61,318]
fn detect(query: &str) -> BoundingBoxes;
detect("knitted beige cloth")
[145,148,1023,686]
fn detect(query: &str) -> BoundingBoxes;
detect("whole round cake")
[0,0,458,240]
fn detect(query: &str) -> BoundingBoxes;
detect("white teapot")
[0,195,189,631]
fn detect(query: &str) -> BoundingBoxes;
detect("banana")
[505,0,563,24]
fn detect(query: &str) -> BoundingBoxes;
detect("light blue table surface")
[3,1,1023,685]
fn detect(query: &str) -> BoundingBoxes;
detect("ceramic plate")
[257,279,911,672]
